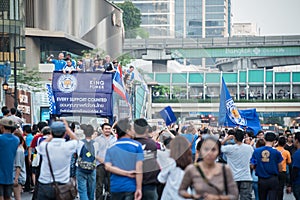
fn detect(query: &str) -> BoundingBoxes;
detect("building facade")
[232,22,258,36]
[112,0,175,38]
[113,0,231,38]
[175,0,232,38]
[0,0,124,123]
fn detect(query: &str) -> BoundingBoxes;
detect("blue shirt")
[181,133,197,154]
[25,133,34,156]
[52,59,66,71]
[105,138,144,192]
[250,146,283,178]
[0,133,20,184]
[292,149,300,185]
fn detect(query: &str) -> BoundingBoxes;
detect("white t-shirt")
[221,143,254,181]
[37,138,78,184]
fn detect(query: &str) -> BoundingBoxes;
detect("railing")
[124,35,300,50]
[152,97,300,104]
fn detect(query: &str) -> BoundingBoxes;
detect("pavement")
[18,190,296,200]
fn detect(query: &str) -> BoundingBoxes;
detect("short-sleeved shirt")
[221,143,254,181]
[105,138,144,193]
[94,134,117,165]
[13,146,26,185]
[30,133,43,150]
[251,146,283,178]
[37,138,78,184]
[52,59,66,71]
[181,133,198,155]
[292,149,300,185]
[0,133,20,184]
[276,146,291,172]
[63,65,76,72]
[135,137,160,185]
[25,133,34,156]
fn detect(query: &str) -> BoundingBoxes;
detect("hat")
[50,121,66,134]
[0,118,16,128]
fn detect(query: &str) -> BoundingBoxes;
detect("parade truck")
[48,71,131,127]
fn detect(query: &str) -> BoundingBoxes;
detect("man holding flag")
[218,77,261,135]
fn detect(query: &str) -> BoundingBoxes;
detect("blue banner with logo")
[52,72,112,93]
[51,72,113,116]
[219,77,261,135]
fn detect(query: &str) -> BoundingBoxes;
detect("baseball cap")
[0,118,17,128]
[50,121,66,136]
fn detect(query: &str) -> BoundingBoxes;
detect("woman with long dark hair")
[179,135,238,200]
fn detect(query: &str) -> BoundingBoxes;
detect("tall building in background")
[232,23,258,36]
[112,0,175,38]
[175,0,231,38]
[113,0,231,39]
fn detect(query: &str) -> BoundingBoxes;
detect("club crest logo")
[57,74,77,93]
[226,98,247,126]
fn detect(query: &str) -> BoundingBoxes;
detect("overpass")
[137,69,300,120]
[123,35,300,71]
[150,102,300,117]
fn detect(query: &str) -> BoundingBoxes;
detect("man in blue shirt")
[47,52,66,71]
[0,118,20,200]
[250,132,283,200]
[105,118,144,200]
[180,124,198,161]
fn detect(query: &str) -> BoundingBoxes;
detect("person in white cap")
[0,118,20,200]
[36,119,78,199]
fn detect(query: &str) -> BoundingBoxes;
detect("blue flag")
[219,77,261,135]
[160,106,177,126]
[46,83,57,115]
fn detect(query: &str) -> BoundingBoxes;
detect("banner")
[219,77,261,135]
[51,72,113,116]
[52,72,112,93]
[53,92,112,116]
[160,106,177,126]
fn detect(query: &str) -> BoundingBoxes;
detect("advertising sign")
[51,72,113,116]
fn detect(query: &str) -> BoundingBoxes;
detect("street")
[18,190,296,200]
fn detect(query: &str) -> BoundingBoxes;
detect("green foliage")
[116,53,133,66]
[81,48,106,59]
[153,85,170,95]
[116,1,142,38]
[11,66,43,92]
[135,27,149,39]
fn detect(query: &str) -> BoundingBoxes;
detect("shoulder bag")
[46,143,77,200]
[195,163,228,195]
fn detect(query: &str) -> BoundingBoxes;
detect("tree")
[17,67,42,91]
[116,1,143,38]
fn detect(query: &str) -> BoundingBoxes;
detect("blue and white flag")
[46,83,57,115]
[218,77,261,135]
[160,106,177,126]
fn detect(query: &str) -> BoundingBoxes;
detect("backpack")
[77,139,96,173]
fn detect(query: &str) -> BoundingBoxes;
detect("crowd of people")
[0,105,300,200]
[47,52,135,93]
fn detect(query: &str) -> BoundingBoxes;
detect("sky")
[231,0,300,36]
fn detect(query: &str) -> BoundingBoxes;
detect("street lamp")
[13,46,26,108]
